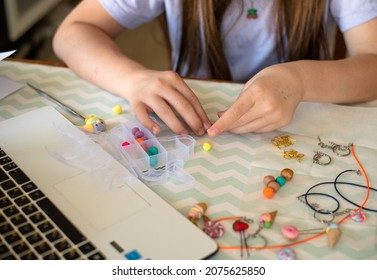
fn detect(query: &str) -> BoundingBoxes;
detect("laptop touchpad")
[54,172,150,230]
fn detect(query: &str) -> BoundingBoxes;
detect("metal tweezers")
[27,82,85,121]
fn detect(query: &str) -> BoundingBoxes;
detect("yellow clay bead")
[202,142,212,152]
[112,105,122,115]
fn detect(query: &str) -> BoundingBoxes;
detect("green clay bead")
[149,155,158,167]
[263,221,272,228]
[276,176,286,187]
[148,146,159,155]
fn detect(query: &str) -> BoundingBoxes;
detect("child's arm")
[53,0,211,136]
[208,18,377,136]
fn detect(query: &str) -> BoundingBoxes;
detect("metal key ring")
[332,144,351,157]
[313,209,335,224]
[246,233,267,250]
[313,151,332,166]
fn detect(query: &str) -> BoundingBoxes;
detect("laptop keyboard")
[0,148,106,260]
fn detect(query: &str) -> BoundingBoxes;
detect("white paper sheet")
[0,50,16,61]
[0,77,23,100]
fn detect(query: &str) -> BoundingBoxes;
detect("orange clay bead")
[136,138,144,143]
[280,168,294,181]
[263,175,275,186]
[263,187,275,199]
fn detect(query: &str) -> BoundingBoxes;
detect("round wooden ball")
[267,181,280,192]
[263,175,275,186]
[280,168,294,181]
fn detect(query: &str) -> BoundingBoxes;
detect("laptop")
[0,106,218,260]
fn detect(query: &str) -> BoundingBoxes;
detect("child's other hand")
[207,63,304,136]
[125,69,211,136]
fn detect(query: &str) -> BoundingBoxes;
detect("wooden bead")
[267,181,280,192]
[280,168,294,181]
[263,175,275,186]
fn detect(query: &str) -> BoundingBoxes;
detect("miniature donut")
[278,247,296,260]
[281,225,299,240]
[349,209,366,223]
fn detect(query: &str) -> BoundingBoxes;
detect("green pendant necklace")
[247,1,258,19]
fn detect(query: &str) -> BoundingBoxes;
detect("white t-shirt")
[99,0,377,82]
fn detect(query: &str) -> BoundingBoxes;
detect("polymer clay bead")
[281,225,299,240]
[277,247,296,260]
[121,141,130,147]
[188,203,208,225]
[262,168,294,199]
[275,176,286,187]
[134,130,144,139]
[202,142,212,152]
[326,223,341,249]
[131,127,140,135]
[147,146,159,167]
[349,209,366,223]
[112,105,122,115]
[202,221,225,239]
[262,187,275,199]
[259,211,277,229]
[147,146,158,155]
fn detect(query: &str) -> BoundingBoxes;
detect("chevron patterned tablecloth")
[1,60,377,260]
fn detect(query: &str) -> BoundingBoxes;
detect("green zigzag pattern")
[1,60,376,260]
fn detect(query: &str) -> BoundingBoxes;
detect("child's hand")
[125,69,211,136]
[207,63,304,136]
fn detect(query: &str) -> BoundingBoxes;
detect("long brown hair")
[175,0,330,80]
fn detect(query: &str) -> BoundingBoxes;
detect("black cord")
[301,184,340,214]
[300,169,377,214]
[333,170,377,213]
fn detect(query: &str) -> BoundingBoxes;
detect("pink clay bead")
[281,225,299,240]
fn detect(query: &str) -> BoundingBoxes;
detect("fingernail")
[179,130,189,136]
[196,128,205,136]
[204,121,212,130]
[151,125,159,134]
[207,127,218,137]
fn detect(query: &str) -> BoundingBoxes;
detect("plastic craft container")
[108,120,195,183]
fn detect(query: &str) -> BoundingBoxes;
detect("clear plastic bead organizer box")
[108,120,196,184]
